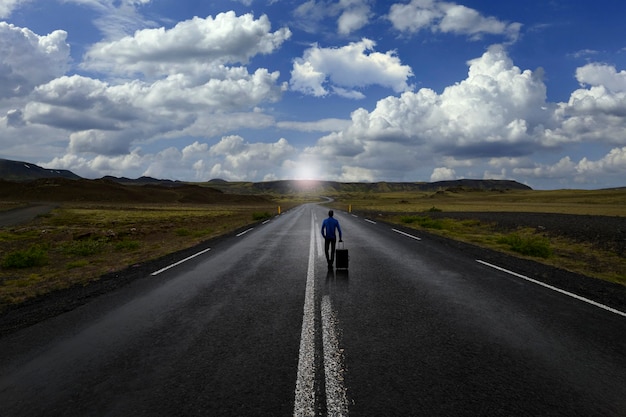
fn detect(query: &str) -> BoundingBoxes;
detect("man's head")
[328,210,334,217]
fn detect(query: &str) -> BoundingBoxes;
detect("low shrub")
[192,228,213,238]
[175,228,191,236]
[252,211,272,221]
[115,240,140,251]
[400,215,420,224]
[66,260,90,269]
[63,239,107,256]
[498,233,552,258]
[2,246,49,268]
[400,215,444,230]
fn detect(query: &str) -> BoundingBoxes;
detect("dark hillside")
[247,179,531,194]
[0,158,80,181]
[102,176,183,187]
[429,179,531,190]
[0,178,269,204]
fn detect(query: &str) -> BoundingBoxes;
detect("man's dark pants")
[324,238,336,265]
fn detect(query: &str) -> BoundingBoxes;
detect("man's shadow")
[326,266,349,292]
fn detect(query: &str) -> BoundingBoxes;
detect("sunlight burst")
[294,163,319,180]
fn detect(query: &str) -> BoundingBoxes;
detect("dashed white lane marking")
[236,228,254,237]
[150,248,211,276]
[152,218,273,276]
[392,228,422,241]
[477,260,626,318]
[364,219,377,224]
[294,216,317,416]
[262,219,271,224]
[321,295,349,416]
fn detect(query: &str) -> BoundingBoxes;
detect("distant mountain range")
[0,157,532,195]
[0,158,185,186]
[243,178,532,193]
[0,158,81,181]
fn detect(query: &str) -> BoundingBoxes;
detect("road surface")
[0,204,624,416]
[0,204,56,227]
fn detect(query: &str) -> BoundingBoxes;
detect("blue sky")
[2,0,626,189]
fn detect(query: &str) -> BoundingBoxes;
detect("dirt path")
[0,204,57,228]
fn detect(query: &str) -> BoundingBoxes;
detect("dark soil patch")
[426,212,626,255]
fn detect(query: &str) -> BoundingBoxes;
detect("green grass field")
[329,188,626,216]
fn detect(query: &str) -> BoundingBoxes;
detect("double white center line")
[294,214,349,417]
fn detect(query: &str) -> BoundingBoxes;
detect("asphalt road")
[0,204,625,416]
[0,204,56,227]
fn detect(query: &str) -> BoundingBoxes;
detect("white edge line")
[262,219,271,225]
[151,248,211,276]
[321,295,349,416]
[364,219,377,224]
[392,228,422,241]
[477,260,626,318]
[236,228,254,237]
[294,215,317,416]
[351,214,358,218]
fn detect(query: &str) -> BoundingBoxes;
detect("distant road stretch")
[0,203,624,416]
[0,204,56,227]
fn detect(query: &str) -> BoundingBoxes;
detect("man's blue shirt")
[321,217,342,240]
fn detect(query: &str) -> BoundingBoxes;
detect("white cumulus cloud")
[378,47,623,187]
[388,0,521,41]
[21,67,285,155]
[290,38,413,98]
[148,136,297,181]
[83,12,291,77]
[304,45,551,180]
[542,63,626,148]
[0,0,31,18]
[294,0,372,35]
[430,167,456,181]
[8,11,290,157]
[512,147,626,186]
[0,22,70,98]
[315,45,547,154]
[576,63,626,92]
[337,0,372,35]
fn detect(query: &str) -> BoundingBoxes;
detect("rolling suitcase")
[335,241,349,269]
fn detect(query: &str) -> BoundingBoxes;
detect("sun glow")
[294,162,319,180]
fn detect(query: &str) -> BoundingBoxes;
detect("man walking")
[321,210,342,268]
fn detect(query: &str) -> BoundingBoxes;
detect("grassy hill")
[207,179,532,195]
[0,177,269,204]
